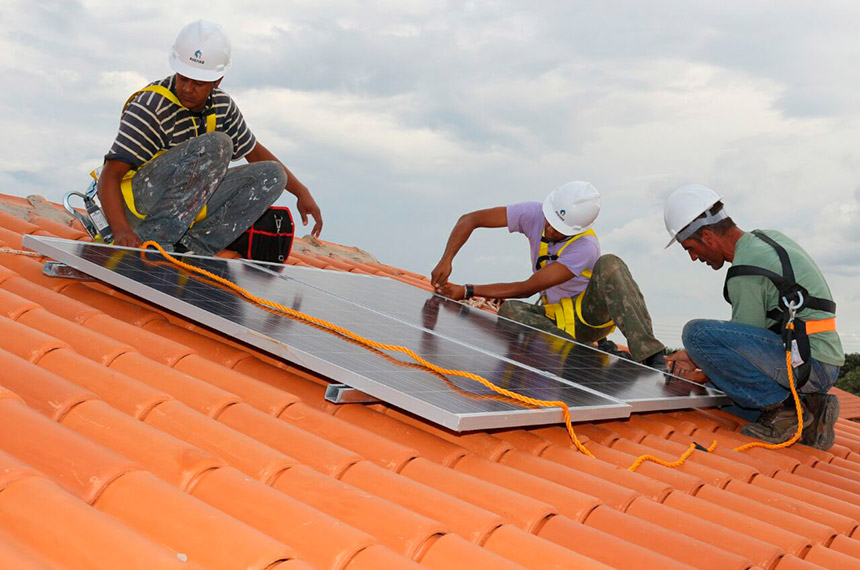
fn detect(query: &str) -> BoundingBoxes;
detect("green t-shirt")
[728,230,844,367]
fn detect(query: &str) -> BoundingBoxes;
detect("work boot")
[741,399,813,444]
[801,392,840,450]
[596,338,632,360]
[640,349,669,373]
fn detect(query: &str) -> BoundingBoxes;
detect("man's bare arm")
[440,262,574,301]
[245,142,322,237]
[431,207,508,290]
[97,160,140,247]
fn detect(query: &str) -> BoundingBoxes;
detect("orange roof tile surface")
[1,192,860,569]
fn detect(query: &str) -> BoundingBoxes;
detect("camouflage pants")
[498,254,665,361]
[128,132,286,255]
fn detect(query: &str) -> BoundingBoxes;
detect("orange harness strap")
[804,317,836,335]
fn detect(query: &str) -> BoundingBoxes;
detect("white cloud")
[1,0,859,351]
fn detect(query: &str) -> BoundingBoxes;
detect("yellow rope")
[140,242,802,470]
[732,348,803,452]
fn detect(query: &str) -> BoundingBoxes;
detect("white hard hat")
[663,184,725,248]
[542,181,601,235]
[169,20,232,82]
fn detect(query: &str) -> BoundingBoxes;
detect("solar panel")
[25,236,631,431]
[276,266,729,411]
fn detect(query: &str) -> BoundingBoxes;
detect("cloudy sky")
[1,0,858,351]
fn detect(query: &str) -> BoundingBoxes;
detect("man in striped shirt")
[98,20,322,255]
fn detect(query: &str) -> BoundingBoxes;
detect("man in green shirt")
[663,185,843,450]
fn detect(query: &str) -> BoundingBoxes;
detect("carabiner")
[783,291,803,327]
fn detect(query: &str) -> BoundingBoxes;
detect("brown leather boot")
[801,393,840,450]
[741,399,812,444]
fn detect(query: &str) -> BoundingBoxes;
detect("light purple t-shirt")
[506,201,600,304]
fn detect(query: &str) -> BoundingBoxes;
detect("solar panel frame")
[26,236,632,431]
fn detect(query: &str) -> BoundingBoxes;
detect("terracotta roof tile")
[280,402,421,472]
[339,459,505,544]
[62,282,166,328]
[95,470,298,570]
[568,438,709,494]
[687,481,840,547]
[36,349,170,418]
[3,192,860,568]
[778,466,860,507]
[584,504,756,570]
[331,404,470,466]
[0,474,195,570]
[662,488,813,557]
[0,288,41,319]
[109,351,242,417]
[0,315,69,364]
[0,531,55,570]
[497,449,640,511]
[833,388,860,419]
[0,226,27,249]
[725,478,856,536]
[624,495,784,568]
[221,403,364,478]
[775,554,831,569]
[27,215,88,241]
[188,466,413,570]
[478,522,615,570]
[0,350,99,422]
[143,318,254,368]
[61,399,225,490]
[828,533,860,559]
[531,440,676,501]
[749,474,860,527]
[415,532,525,570]
[0,212,42,236]
[175,354,300,416]
[0,399,138,503]
[271,464,449,561]
[1,275,103,322]
[400,456,558,533]
[536,514,696,569]
[803,542,860,568]
[452,454,603,522]
[145,400,298,484]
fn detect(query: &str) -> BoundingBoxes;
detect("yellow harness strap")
[119,85,216,222]
[536,229,596,275]
[537,229,614,337]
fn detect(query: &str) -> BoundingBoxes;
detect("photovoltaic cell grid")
[26,236,632,431]
[279,266,729,411]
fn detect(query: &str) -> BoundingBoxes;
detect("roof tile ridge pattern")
[0,194,860,568]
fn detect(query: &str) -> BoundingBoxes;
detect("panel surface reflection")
[27,237,630,431]
[282,266,728,409]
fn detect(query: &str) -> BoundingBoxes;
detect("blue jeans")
[683,319,840,411]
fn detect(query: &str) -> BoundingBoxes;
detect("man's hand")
[439,283,466,301]
[295,188,323,238]
[112,228,142,248]
[665,350,709,383]
[431,258,453,292]
[244,142,323,238]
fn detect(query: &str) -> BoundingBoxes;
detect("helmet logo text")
[190,49,205,64]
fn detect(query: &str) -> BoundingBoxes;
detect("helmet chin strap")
[675,209,729,243]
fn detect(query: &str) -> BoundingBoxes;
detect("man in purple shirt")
[431,181,666,369]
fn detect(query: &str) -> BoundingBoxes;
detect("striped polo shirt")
[105,75,257,169]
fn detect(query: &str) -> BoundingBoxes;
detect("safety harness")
[538,229,615,338]
[91,85,217,223]
[723,230,837,386]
